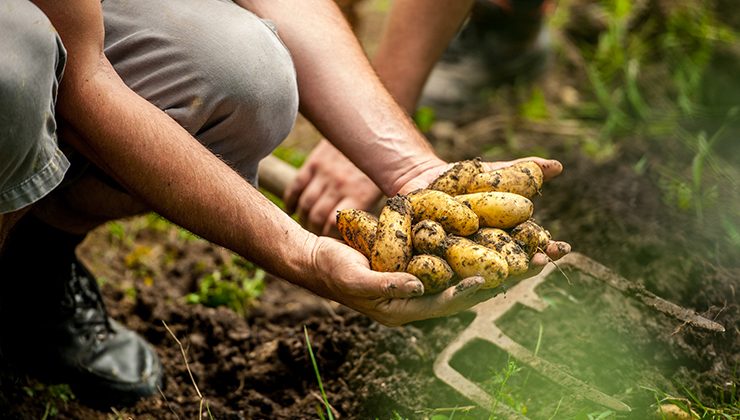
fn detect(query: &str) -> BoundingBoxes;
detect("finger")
[321,197,362,237]
[323,214,341,239]
[307,190,341,235]
[483,157,563,181]
[284,163,315,214]
[296,176,328,225]
[344,270,425,299]
[321,202,345,238]
[530,252,550,267]
[380,277,487,323]
[545,240,571,260]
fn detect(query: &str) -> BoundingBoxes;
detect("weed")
[23,383,75,419]
[644,381,740,419]
[185,256,265,316]
[162,321,214,420]
[304,325,335,420]
[486,358,527,417]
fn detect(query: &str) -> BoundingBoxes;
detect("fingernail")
[558,242,571,254]
[404,279,424,297]
[452,277,484,297]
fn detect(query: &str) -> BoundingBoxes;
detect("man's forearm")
[373,0,475,113]
[32,0,321,288]
[238,0,444,195]
[61,63,321,285]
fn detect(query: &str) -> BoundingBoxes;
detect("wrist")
[387,155,446,196]
[282,233,331,296]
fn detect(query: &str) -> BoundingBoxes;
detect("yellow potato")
[470,228,529,276]
[408,189,479,236]
[337,209,378,258]
[428,158,484,196]
[467,161,544,198]
[455,192,533,229]
[406,255,454,294]
[443,236,509,289]
[412,220,446,255]
[510,219,551,257]
[370,195,413,272]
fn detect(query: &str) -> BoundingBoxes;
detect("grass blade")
[304,325,334,420]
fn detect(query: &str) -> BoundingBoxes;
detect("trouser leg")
[0,0,69,215]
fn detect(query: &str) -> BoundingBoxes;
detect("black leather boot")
[0,216,162,406]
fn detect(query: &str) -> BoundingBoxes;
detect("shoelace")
[61,264,115,341]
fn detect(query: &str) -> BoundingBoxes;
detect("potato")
[510,219,551,257]
[337,209,378,258]
[428,158,484,196]
[408,189,479,236]
[370,195,413,272]
[470,228,529,276]
[412,220,446,255]
[455,192,533,229]
[443,236,508,289]
[467,161,544,198]
[406,255,454,294]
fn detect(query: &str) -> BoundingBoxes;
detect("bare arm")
[236,0,445,196]
[373,0,475,113]
[29,0,504,326]
[30,0,319,284]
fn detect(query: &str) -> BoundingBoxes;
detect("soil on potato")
[1,1,738,419]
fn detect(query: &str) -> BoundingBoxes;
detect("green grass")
[304,326,334,420]
[645,380,740,419]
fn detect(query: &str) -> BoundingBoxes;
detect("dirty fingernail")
[404,279,424,297]
[452,277,484,297]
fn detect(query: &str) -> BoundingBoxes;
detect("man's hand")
[285,139,383,236]
[397,156,566,195]
[309,236,497,326]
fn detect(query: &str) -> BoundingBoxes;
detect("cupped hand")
[397,156,565,195]
[310,236,509,326]
[284,139,383,236]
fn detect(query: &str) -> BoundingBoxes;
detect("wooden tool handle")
[257,154,299,198]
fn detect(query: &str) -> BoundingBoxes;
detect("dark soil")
[1,1,738,419]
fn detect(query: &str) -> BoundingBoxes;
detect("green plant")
[304,325,334,420]
[23,383,75,419]
[519,87,550,122]
[487,358,527,417]
[644,381,740,420]
[273,146,307,168]
[185,256,265,316]
[414,106,437,132]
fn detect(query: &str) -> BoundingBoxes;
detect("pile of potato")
[337,159,553,294]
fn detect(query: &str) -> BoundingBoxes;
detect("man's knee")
[192,15,299,142]
[103,0,298,180]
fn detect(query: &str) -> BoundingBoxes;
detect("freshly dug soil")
[1,1,737,418]
[0,132,736,419]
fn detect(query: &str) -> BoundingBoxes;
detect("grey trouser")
[0,0,298,214]
[0,0,70,213]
